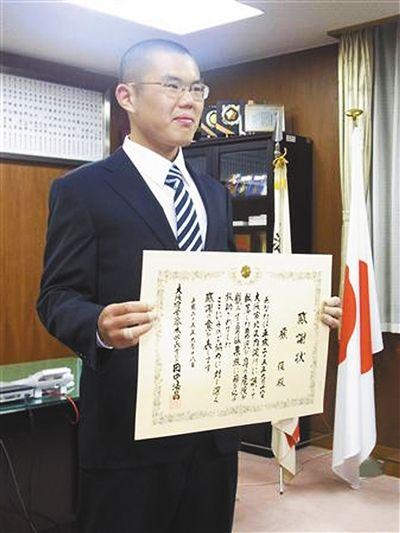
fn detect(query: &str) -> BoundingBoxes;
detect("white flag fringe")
[332,126,383,489]
[271,149,300,478]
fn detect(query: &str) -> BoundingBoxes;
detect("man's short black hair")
[119,39,195,83]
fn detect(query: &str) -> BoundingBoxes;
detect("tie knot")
[165,164,183,190]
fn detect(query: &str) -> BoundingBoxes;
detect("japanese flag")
[271,150,300,478]
[332,126,383,488]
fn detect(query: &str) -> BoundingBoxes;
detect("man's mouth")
[173,116,195,126]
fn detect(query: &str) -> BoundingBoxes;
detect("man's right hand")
[97,301,155,349]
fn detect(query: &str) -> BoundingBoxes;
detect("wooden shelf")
[233,225,266,233]
[231,195,267,202]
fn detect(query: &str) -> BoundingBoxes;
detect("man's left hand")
[321,296,342,329]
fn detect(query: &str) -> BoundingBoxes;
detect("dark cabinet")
[184,133,312,254]
[184,133,313,456]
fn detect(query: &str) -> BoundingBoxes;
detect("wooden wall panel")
[375,334,400,449]
[1,162,73,363]
[0,53,124,364]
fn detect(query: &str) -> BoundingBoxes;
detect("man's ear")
[115,83,136,114]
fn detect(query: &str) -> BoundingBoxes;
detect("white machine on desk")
[0,367,74,404]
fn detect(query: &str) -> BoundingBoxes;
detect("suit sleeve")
[37,178,109,370]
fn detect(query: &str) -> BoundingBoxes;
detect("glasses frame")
[125,80,209,101]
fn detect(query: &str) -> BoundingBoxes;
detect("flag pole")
[276,140,285,494]
[273,114,285,495]
[274,132,284,495]
[339,108,364,316]
[332,107,384,488]
[279,466,284,495]
[272,111,300,493]
[345,107,384,482]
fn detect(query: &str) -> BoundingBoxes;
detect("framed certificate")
[244,104,285,133]
[135,250,332,440]
[1,70,110,165]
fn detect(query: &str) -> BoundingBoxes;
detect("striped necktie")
[165,164,203,251]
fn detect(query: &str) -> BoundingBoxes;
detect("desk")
[0,357,81,414]
[0,357,80,532]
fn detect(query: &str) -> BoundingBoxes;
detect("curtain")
[338,29,374,289]
[371,21,400,333]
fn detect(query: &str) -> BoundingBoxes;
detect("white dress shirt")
[122,136,207,244]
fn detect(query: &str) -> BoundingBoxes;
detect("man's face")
[127,51,204,160]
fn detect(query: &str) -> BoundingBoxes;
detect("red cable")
[45,390,80,424]
[64,394,80,424]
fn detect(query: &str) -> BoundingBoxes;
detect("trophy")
[199,105,219,138]
[216,100,244,136]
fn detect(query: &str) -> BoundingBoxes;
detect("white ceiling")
[2,1,399,75]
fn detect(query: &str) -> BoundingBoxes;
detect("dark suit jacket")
[37,147,241,469]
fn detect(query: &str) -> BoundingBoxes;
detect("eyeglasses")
[126,79,209,101]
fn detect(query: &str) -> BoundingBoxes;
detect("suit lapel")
[102,148,178,250]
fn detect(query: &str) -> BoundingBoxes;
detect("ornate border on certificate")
[135,251,332,440]
[151,268,322,426]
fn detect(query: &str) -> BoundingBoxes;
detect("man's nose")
[177,86,195,106]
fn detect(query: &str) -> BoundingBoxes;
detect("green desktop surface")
[0,356,81,415]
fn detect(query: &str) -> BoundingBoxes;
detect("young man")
[37,39,341,533]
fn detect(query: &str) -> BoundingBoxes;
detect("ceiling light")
[68,0,263,35]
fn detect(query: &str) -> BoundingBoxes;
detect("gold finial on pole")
[345,108,363,124]
[273,147,288,170]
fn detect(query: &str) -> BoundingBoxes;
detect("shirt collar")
[122,136,189,188]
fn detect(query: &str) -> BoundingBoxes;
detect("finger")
[321,313,341,329]
[106,301,154,317]
[324,296,341,307]
[122,322,153,343]
[323,305,342,319]
[112,311,157,329]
